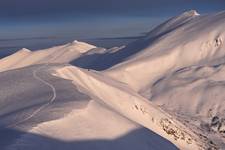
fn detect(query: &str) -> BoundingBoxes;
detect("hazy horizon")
[0,0,224,57]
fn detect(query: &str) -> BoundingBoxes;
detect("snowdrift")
[1,10,225,150]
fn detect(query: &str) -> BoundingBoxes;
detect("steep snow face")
[150,64,225,147]
[106,11,225,92]
[54,66,213,150]
[0,41,96,72]
[70,10,200,71]
[102,10,225,148]
[151,65,225,117]
[146,10,199,40]
[0,65,177,150]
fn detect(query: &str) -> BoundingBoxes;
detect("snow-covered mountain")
[106,10,225,91]
[0,10,225,150]
[0,40,97,72]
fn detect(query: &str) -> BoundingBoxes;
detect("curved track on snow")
[8,65,57,128]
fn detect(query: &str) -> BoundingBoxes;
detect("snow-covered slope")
[145,10,199,40]
[0,64,91,128]
[0,65,177,150]
[1,10,225,150]
[72,10,225,148]
[54,66,213,149]
[105,10,225,92]
[150,64,225,147]
[5,100,177,150]
[101,10,225,148]
[0,40,96,72]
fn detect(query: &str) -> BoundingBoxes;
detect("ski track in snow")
[7,64,57,128]
[7,46,70,128]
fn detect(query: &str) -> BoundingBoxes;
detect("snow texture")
[0,10,225,150]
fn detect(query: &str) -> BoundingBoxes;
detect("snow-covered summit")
[0,41,97,72]
[106,10,225,91]
[20,48,31,53]
[70,40,97,53]
[1,10,225,150]
[145,10,200,39]
[182,10,200,17]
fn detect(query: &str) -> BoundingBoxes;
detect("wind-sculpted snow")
[105,11,225,92]
[0,65,178,150]
[1,10,225,150]
[54,66,213,149]
[5,100,178,150]
[150,64,225,147]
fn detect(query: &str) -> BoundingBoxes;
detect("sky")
[0,0,225,56]
[0,0,225,18]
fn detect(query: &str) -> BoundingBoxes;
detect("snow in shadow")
[71,26,183,71]
[0,127,178,150]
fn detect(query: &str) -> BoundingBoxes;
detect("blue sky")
[0,0,224,56]
[0,0,224,18]
[1,0,224,38]
[0,16,163,39]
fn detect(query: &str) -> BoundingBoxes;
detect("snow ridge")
[1,10,225,150]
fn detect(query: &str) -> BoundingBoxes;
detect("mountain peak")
[182,10,200,17]
[72,40,96,48]
[72,40,80,44]
[20,48,31,53]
